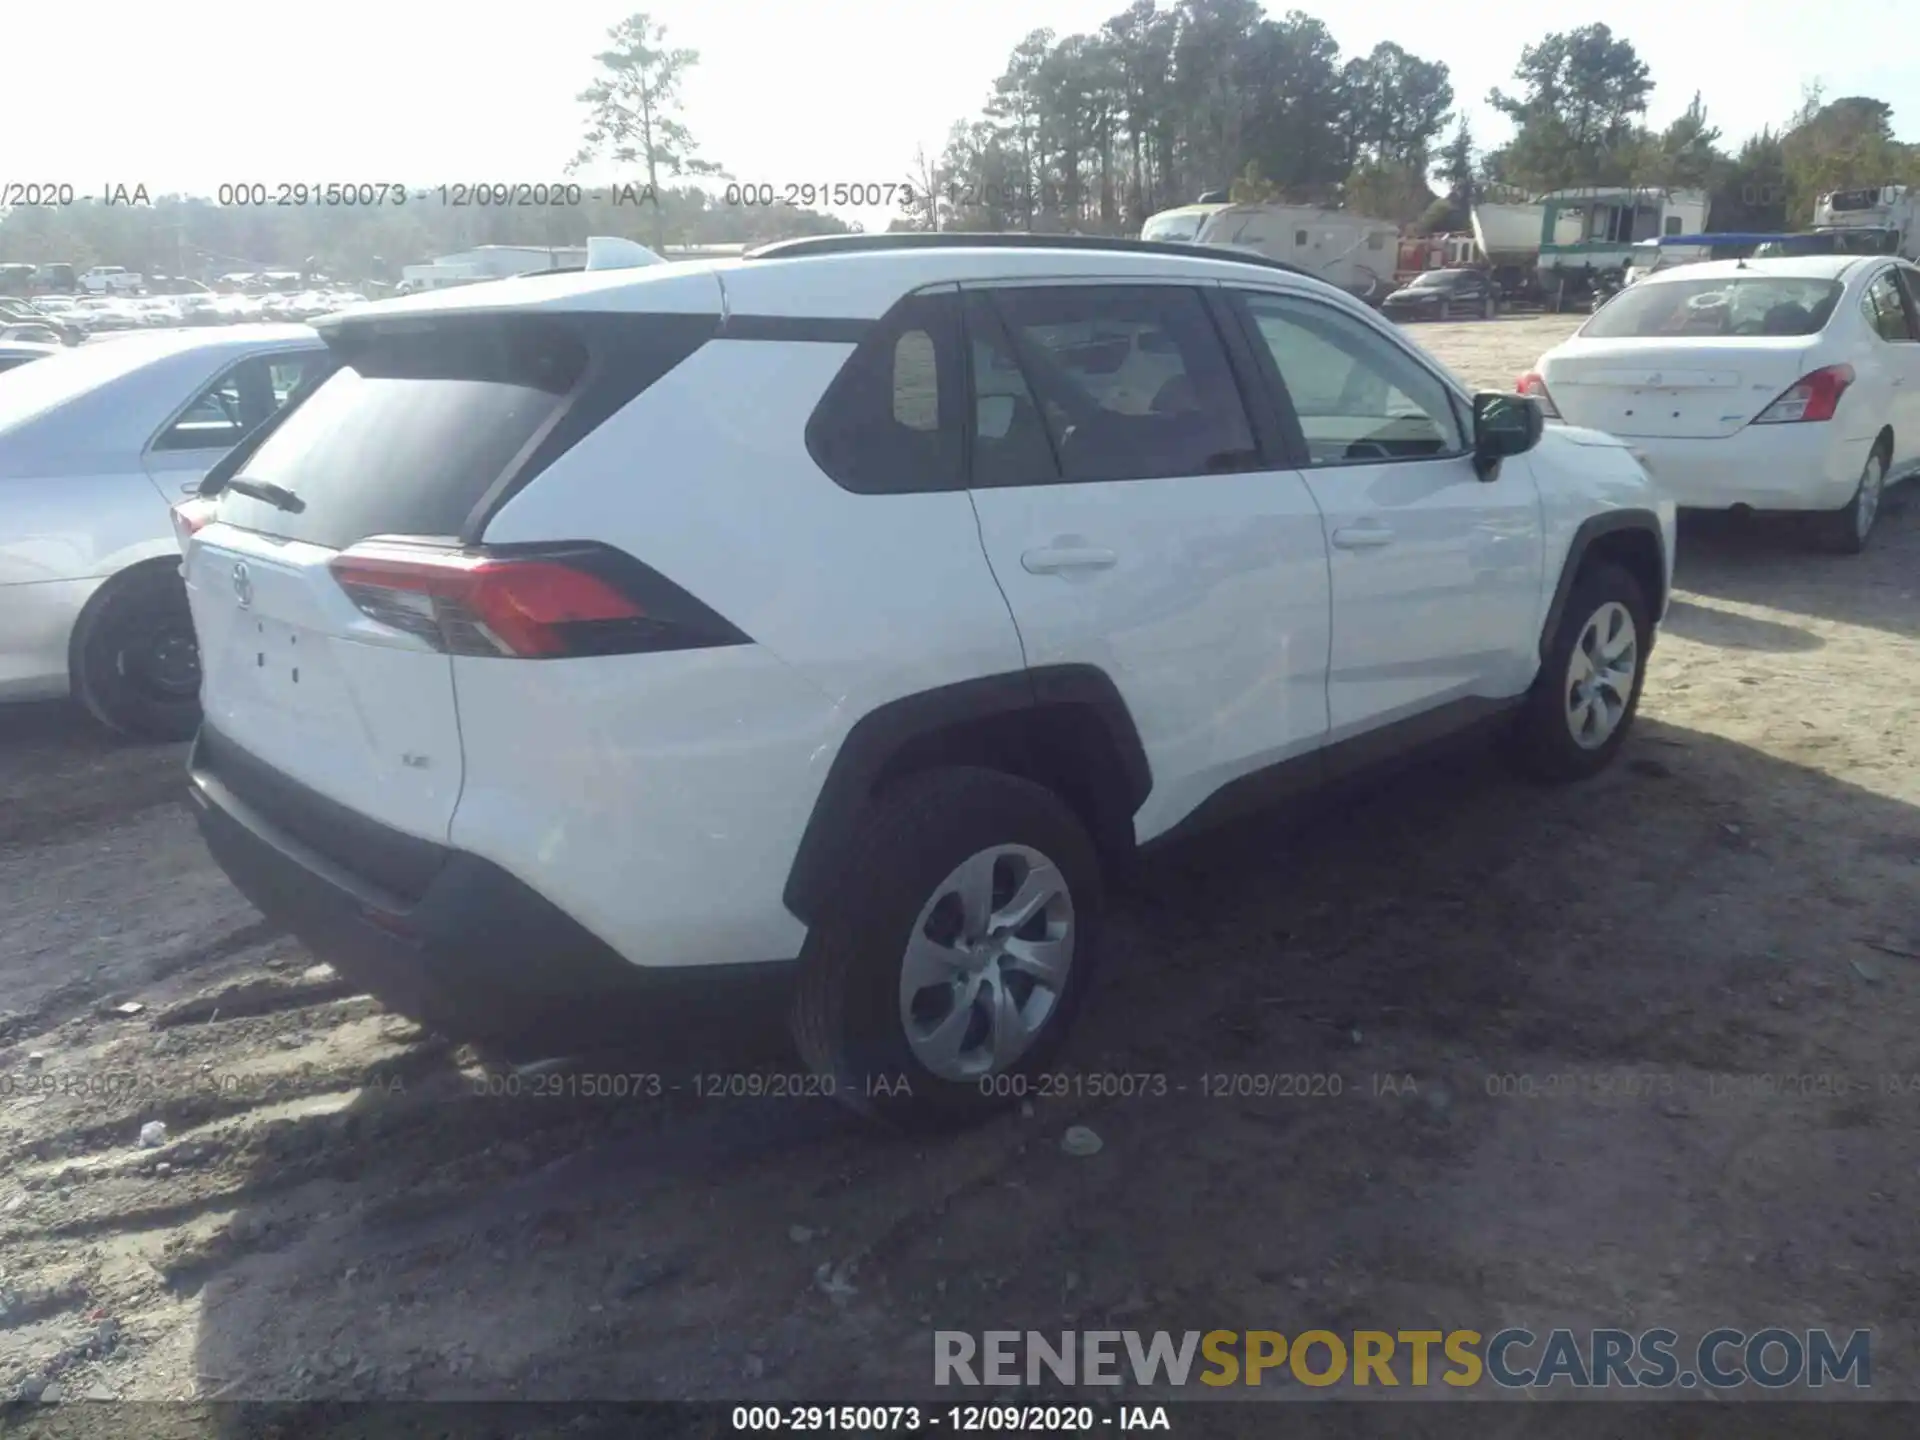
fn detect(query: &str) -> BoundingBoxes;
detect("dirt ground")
[4,313,1919,1428]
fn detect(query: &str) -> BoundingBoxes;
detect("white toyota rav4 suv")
[177,234,1675,1129]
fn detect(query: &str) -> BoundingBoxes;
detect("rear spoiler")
[195,357,340,498]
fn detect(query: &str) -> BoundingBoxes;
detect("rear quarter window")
[806,291,964,494]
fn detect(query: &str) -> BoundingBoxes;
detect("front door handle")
[1022,547,1117,574]
[1331,525,1395,550]
[179,481,204,494]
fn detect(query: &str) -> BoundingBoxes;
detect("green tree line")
[909,6,1920,236]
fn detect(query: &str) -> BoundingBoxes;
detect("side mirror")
[1472,391,1544,479]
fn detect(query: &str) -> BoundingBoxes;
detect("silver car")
[0,342,60,374]
[0,326,328,738]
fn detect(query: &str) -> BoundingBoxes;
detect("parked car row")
[0,324,330,737]
[23,289,375,336]
[1522,254,1920,553]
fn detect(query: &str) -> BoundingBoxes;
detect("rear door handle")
[1022,547,1117,574]
[1331,525,1395,550]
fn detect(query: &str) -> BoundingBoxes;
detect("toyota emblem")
[232,561,253,609]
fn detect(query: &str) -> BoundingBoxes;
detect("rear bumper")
[1620,425,1870,512]
[187,726,797,1058]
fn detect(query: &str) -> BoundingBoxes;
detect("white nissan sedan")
[0,327,328,738]
[1520,255,1920,552]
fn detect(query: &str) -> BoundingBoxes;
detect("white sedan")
[1520,254,1920,552]
[0,327,329,738]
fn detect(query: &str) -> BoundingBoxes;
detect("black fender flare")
[1537,508,1667,661]
[782,665,1151,925]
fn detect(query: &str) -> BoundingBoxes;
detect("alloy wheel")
[897,844,1075,1081]
[1565,601,1638,750]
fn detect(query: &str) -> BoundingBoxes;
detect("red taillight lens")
[1752,363,1854,424]
[327,542,743,659]
[1517,371,1561,419]
[171,496,215,553]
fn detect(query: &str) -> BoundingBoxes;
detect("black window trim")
[145,344,327,456]
[956,289,1059,490]
[1221,284,1476,471]
[955,277,1271,488]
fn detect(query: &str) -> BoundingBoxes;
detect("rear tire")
[70,565,202,742]
[1505,561,1651,783]
[1804,447,1888,555]
[791,766,1104,1132]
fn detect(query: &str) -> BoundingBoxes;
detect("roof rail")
[743,231,1314,280]
[515,266,586,278]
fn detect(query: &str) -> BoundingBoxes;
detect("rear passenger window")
[1863,272,1917,342]
[808,291,963,494]
[983,285,1257,483]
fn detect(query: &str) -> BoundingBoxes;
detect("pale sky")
[5,0,1917,233]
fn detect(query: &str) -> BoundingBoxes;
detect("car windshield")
[1410,270,1470,288]
[0,340,158,433]
[1580,276,1843,338]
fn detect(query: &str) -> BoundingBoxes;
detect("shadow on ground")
[176,709,1920,1415]
[1673,491,1918,641]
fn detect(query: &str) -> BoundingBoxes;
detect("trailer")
[1191,203,1400,301]
[1529,188,1710,310]
[1467,202,1548,297]
[1805,185,1917,261]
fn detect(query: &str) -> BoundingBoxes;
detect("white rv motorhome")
[1192,204,1400,299]
[1810,185,1919,260]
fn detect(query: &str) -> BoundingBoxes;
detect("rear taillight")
[1517,372,1561,419]
[1752,363,1854,424]
[326,541,746,659]
[170,496,215,554]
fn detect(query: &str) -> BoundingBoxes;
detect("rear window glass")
[1581,277,1844,338]
[212,316,588,549]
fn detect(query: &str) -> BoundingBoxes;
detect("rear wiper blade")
[225,477,305,513]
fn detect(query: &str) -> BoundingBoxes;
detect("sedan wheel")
[1807,448,1888,555]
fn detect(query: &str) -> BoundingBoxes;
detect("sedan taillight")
[170,496,215,554]
[1752,363,1854,424]
[1517,371,1561,419]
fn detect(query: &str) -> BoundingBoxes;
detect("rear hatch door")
[1544,338,1816,439]
[186,311,599,844]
